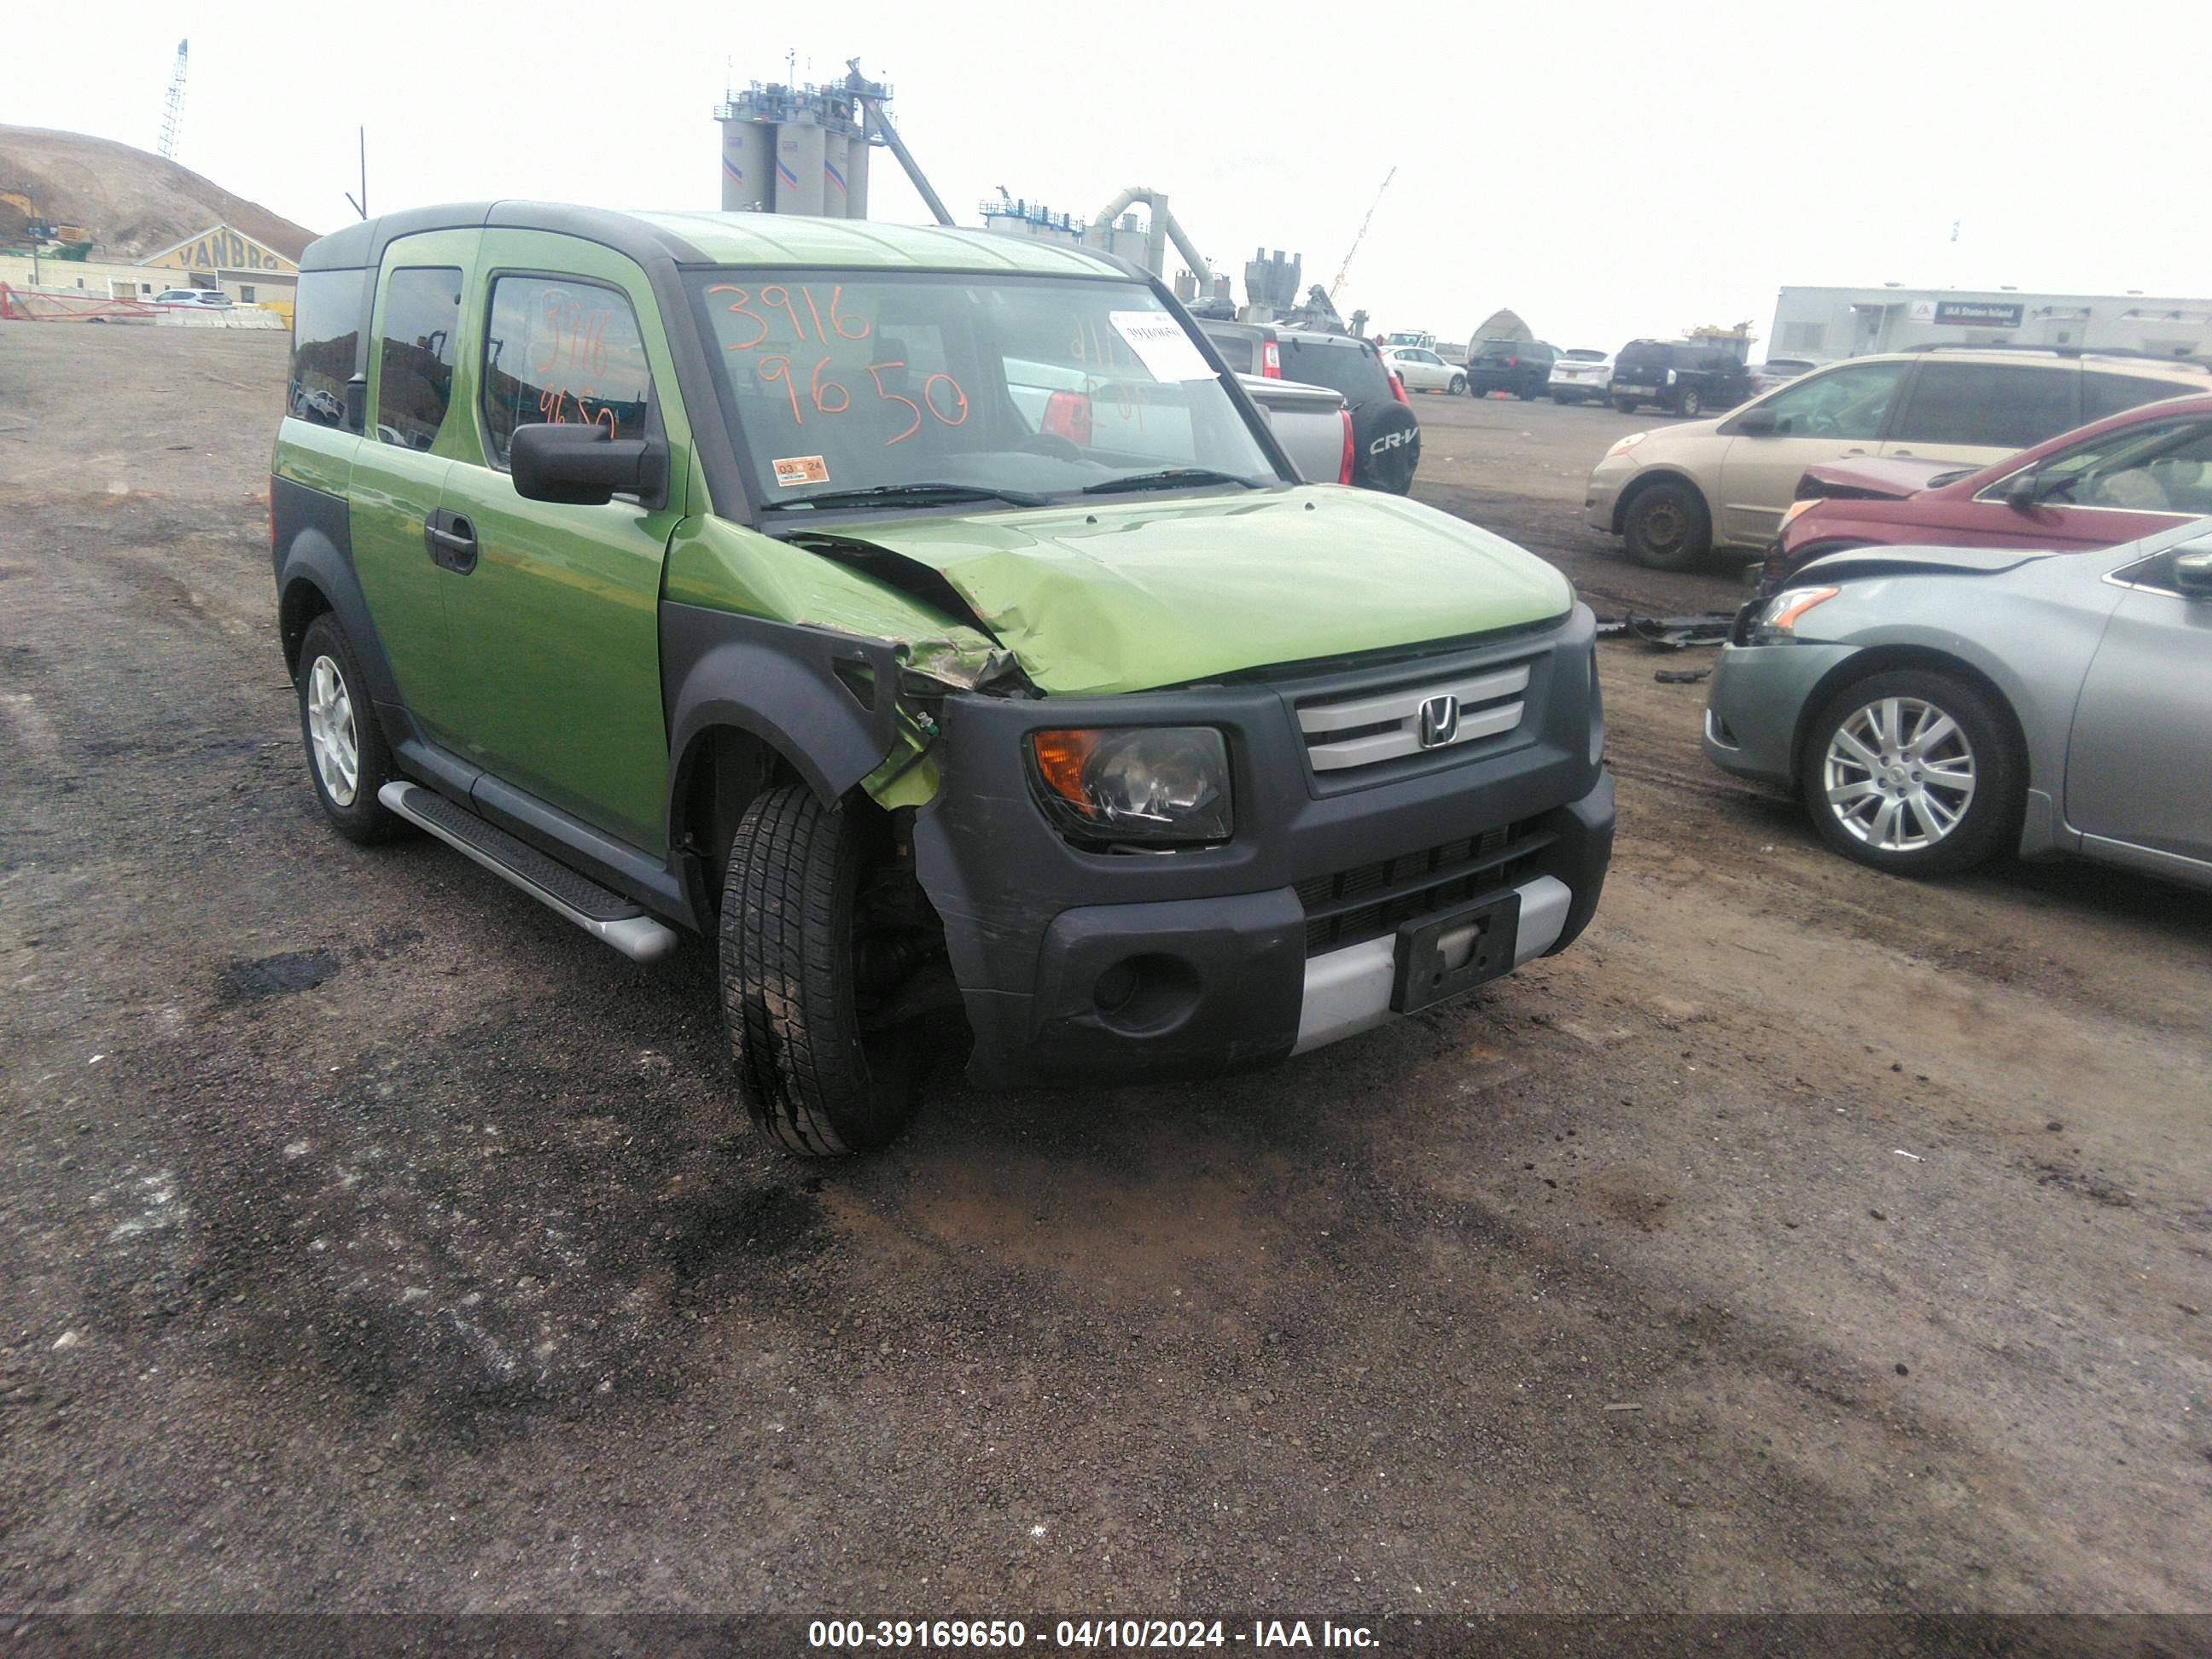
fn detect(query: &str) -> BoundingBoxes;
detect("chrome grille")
[1296,661,1531,774]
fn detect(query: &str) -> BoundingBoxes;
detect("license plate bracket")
[1391,890,1522,1014]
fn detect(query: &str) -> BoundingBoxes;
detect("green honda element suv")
[272,202,1614,1155]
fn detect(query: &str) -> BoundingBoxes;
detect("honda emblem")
[1417,694,1460,748]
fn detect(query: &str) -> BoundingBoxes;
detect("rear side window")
[288,269,364,431]
[2082,370,2197,424]
[1893,363,2076,450]
[1206,330,1254,374]
[481,276,655,466]
[1281,336,1389,404]
[374,266,463,451]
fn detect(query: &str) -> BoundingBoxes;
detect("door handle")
[424,512,478,573]
[1892,448,1914,457]
[1843,447,1868,456]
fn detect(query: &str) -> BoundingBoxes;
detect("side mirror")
[2002,470,2040,513]
[510,422,666,509]
[2174,546,2212,598]
[1734,406,1779,436]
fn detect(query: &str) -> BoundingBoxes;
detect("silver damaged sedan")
[1703,524,2212,887]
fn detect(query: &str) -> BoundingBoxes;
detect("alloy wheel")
[306,654,359,807]
[1821,696,1976,853]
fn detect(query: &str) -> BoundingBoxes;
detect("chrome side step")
[378,782,680,963]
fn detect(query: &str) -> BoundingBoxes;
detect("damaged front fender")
[660,515,1027,822]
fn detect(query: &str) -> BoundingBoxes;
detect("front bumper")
[1702,637,1863,786]
[913,611,1614,1087]
[1584,454,1638,533]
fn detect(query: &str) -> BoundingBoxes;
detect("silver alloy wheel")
[1822,695,1976,853]
[305,654,359,807]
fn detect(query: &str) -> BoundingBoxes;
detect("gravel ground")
[1,327,2208,1618]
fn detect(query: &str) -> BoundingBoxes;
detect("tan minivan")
[1583,347,2209,569]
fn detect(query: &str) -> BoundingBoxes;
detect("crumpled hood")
[815,486,1574,696]
[1800,456,1964,499]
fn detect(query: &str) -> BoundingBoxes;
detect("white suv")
[1584,348,2210,568]
[152,288,233,308]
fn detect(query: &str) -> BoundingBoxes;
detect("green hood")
[824,485,1574,696]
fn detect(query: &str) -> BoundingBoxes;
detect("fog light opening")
[1090,953,1203,1034]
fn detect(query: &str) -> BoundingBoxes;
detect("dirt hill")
[0,125,316,261]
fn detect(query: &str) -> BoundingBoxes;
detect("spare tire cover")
[1352,399,1420,494]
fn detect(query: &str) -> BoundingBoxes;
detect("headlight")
[1605,432,1648,458]
[1778,498,1822,532]
[1027,727,1233,846]
[1749,585,1839,643]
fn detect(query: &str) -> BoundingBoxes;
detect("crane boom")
[1328,165,1394,302]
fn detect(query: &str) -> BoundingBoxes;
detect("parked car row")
[1675,351,2212,893]
[1584,346,2209,568]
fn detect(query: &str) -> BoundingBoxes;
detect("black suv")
[1464,339,1558,400]
[1610,341,1753,418]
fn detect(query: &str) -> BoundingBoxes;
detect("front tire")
[1621,479,1711,570]
[1798,670,2023,877]
[721,785,932,1155]
[1613,397,1639,414]
[1675,387,1704,418]
[295,614,403,844]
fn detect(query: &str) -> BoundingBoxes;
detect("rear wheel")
[1676,387,1705,418]
[1798,670,2023,877]
[1447,374,1465,396]
[295,614,403,844]
[1551,392,1570,405]
[1621,479,1711,570]
[721,785,950,1155]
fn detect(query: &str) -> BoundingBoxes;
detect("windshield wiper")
[763,481,1050,512]
[1080,468,1266,496]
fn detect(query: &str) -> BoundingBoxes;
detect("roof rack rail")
[1899,342,2206,364]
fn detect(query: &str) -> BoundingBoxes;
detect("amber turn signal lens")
[1029,729,1102,811]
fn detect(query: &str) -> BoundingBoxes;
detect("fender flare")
[661,602,905,819]
[271,477,403,711]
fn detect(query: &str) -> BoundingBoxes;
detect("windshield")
[690,270,1279,509]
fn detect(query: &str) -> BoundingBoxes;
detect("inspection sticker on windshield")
[1109,311,1214,382]
[771,455,830,487]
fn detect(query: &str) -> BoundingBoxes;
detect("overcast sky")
[9,0,2203,352]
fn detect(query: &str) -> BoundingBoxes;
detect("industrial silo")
[776,122,826,216]
[843,125,870,218]
[821,131,851,218]
[719,119,773,212]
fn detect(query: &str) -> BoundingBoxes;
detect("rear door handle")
[424,510,478,573]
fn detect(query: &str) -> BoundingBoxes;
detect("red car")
[1764,392,2212,587]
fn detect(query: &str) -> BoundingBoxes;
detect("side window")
[481,276,655,466]
[374,266,463,450]
[2034,421,2212,516]
[1208,332,1254,374]
[1760,360,1909,440]
[2083,371,2195,424]
[1893,363,2075,450]
[288,268,364,430]
[2112,546,2200,596]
